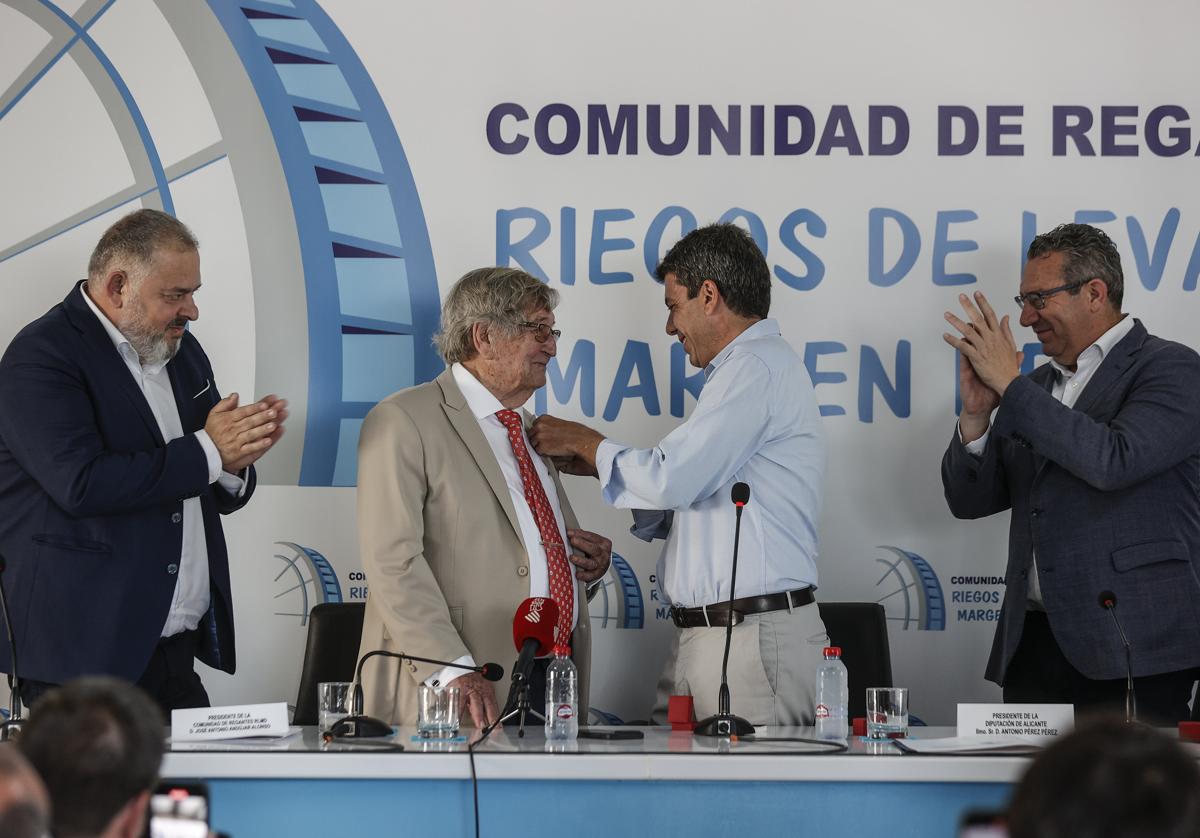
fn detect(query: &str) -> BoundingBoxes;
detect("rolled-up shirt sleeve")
[597,353,773,511]
[630,509,673,542]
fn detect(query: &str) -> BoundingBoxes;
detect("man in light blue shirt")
[531,223,829,725]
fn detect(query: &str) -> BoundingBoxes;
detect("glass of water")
[317,681,353,732]
[865,687,909,739]
[417,685,461,738]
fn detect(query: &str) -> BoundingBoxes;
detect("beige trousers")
[651,602,830,726]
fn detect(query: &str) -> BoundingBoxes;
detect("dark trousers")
[1003,610,1198,725]
[20,629,210,717]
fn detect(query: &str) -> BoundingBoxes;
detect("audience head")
[20,677,165,838]
[1007,718,1200,838]
[0,744,49,838]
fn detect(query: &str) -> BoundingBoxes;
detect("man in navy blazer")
[941,223,1200,723]
[0,209,287,712]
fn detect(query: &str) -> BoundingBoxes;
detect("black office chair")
[817,602,893,719]
[292,602,366,726]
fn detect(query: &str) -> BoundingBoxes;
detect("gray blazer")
[942,319,1200,684]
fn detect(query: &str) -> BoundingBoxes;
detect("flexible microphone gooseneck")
[330,650,504,740]
[0,554,23,741]
[1098,590,1136,724]
[694,483,755,738]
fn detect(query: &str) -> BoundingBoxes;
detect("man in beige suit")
[357,267,612,727]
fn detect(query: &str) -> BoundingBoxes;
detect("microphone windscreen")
[478,662,505,682]
[511,597,559,657]
[1098,590,1118,608]
[731,482,750,506]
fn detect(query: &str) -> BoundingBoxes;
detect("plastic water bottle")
[545,645,579,741]
[814,646,849,740]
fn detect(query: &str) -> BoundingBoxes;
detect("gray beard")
[121,302,180,366]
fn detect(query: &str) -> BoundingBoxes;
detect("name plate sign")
[957,704,1074,740]
[171,702,290,741]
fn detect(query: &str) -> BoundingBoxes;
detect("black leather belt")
[670,587,815,628]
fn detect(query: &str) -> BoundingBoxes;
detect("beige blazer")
[356,368,591,725]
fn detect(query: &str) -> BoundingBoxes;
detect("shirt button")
[517,566,529,577]
[167,563,179,575]
[171,512,182,523]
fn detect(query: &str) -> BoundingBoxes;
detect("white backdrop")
[2,0,1199,723]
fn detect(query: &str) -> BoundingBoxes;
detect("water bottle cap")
[553,644,571,657]
[823,646,842,658]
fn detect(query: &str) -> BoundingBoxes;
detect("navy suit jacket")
[0,282,253,685]
[942,319,1200,684]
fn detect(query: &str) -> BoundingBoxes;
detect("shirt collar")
[704,318,780,378]
[452,362,508,420]
[78,283,169,375]
[1048,314,1135,380]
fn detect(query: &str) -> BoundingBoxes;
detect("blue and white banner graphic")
[2,0,1197,722]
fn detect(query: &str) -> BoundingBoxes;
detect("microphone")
[695,483,756,738]
[330,650,505,740]
[502,597,559,715]
[732,483,750,506]
[1098,590,1136,723]
[0,554,24,741]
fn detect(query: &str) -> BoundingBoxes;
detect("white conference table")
[164,725,1025,836]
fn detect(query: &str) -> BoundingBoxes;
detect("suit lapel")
[1020,364,1057,478]
[438,369,523,539]
[166,338,209,433]
[1070,320,1146,418]
[1032,363,1056,393]
[63,282,164,445]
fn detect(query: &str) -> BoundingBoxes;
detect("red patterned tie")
[495,409,574,646]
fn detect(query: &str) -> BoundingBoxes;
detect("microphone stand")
[495,667,545,738]
[0,555,23,741]
[331,651,502,741]
[695,484,755,738]
[1099,592,1136,724]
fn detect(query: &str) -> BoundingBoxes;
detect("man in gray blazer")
[941,223,1200,723]
[357,267,611,727]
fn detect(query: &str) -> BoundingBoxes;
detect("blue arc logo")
[269,541,343,626]
[873,546,946,631]
[588,552,644,630]
[205,0,443,487]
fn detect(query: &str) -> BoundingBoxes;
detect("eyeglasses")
[516,321,561,342]
[1013,279,1088,311]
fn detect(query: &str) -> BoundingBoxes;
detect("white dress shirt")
[427,363,576,688]
[80,285,244,637]
[595,318,826,608]
[964,314,1136,607]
